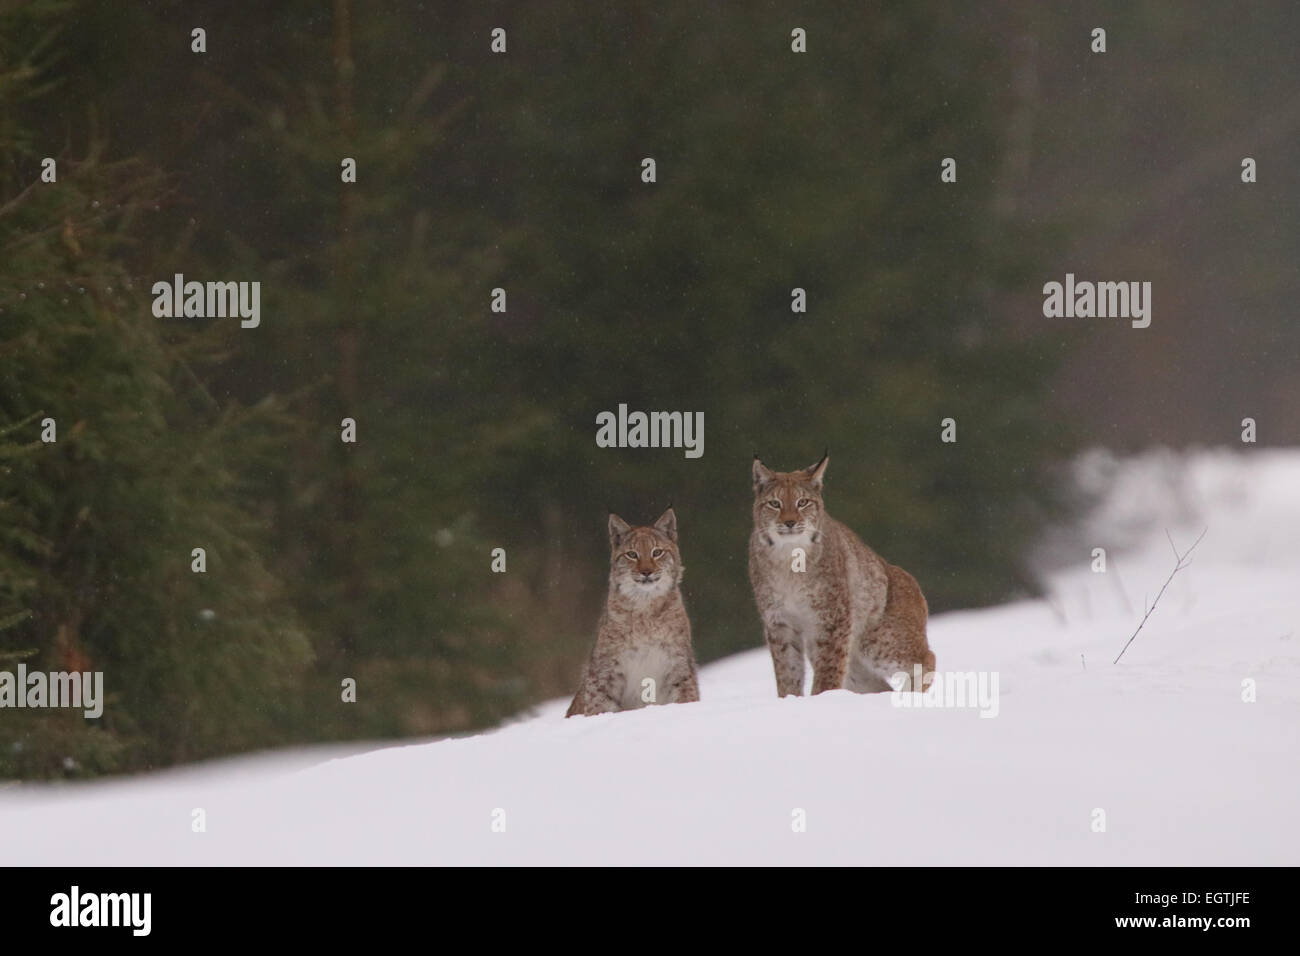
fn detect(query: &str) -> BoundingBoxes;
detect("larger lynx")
[566,508,700,717]
[748,454,935,696]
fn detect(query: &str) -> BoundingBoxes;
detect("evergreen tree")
[0,3,311,777]
[3,0,1083,775]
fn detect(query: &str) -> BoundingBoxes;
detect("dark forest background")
[2,1,1296,778]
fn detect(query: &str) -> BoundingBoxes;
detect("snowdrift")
[2,448,1297,865]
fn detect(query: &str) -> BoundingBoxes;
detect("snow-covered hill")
[3,448,1297,865]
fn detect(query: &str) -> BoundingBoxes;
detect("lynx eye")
[624,550,638,559]
[765,499,781,509]
[797,498,812,508]
[651,548,664,558]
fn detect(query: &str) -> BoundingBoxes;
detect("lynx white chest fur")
[566,508,700,717]
[748,454,935,695]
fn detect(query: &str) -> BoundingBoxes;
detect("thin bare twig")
[1113,527,1208,664]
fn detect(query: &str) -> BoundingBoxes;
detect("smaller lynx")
[749,454,935,696]
[566,508,700,717]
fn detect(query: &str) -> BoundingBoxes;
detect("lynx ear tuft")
[805,451,829,489]
[608,513,631,548]
[752,456,776,493]
[653,506,678,541]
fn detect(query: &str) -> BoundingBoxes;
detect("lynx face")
[751,454,829,548]
[607,509,681,599]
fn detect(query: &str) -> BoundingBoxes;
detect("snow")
[2,448,1297,865]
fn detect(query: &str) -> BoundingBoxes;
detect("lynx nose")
[784,519,797,529]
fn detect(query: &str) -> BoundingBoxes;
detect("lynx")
[566,508,700,717]
[748,454,935,696]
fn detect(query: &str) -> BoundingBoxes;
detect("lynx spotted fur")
[566,508,700,717]
[748,455,935,696]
